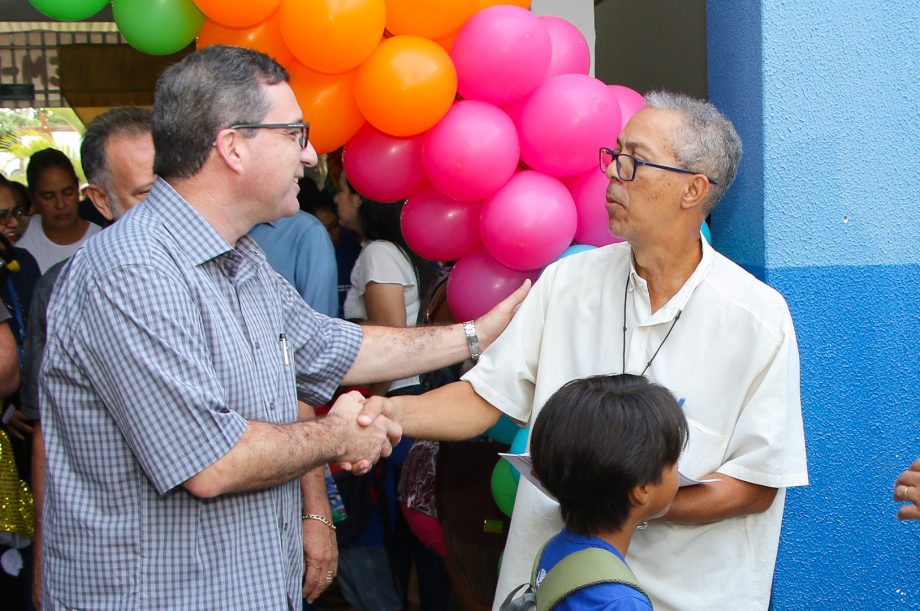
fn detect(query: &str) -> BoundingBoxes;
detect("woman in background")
[335,176,451,610]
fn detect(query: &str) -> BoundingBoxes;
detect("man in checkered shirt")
[37,46,526,610]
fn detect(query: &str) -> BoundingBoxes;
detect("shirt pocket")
[679,417,730,479]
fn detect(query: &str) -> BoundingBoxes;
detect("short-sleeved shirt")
[465,239,808,611]
[39,179,362,610]
[536,530,651,610]
[249,211,338,317]
[344,240,420,391]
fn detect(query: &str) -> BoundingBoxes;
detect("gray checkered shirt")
[40,179,362,610]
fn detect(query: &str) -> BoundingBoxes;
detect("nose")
[301,141,318,168]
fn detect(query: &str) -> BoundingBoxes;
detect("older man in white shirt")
[389,91,808,610]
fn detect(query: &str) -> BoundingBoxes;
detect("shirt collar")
[145,178,233,267]
[628,234,714,323]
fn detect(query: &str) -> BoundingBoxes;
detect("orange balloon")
[385,0,478,40]
[193,0,282,28]
[279,0,386,74]
[355,36,457,137]
[197,13,295,67]
[477,0,531,9]
[289,62,365,154]
[433,30,458,54]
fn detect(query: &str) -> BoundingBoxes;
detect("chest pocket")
[679,417,729,479]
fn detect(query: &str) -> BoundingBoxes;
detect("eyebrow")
[616,137,655,158]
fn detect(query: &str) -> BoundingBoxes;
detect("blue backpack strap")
[535,547,648,611]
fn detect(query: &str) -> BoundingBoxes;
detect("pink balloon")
[342,125,425,201]
[422,100,519,202]
[569,168,623,247]
[608,84,646,133]
[519,74,621,177]
[480,171,577,271]
[451,6,551,106]
[540,16,590,79]
[402,185,482,262]
[447,246,539,321]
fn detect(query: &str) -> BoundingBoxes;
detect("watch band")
[463,320,481,363]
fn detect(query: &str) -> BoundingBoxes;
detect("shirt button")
[269,401,275,411]
[255,341,260,350]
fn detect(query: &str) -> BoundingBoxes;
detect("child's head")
[530,374,688,536]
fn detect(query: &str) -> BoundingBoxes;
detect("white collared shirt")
[464,238,808,611]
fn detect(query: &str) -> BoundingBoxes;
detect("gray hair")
[152,45,289,180]
[644,91,742,213]
[81,107,152,193]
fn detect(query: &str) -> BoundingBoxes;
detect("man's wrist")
[463,321,481,363]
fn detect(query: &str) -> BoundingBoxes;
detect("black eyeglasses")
[599,147,718,185]
[0,206,26,224]
[227,122,311,149]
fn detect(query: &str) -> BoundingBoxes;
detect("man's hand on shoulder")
[475,279,531,350]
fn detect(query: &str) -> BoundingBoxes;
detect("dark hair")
[349,180,436,299]
[9,181,31,213]
[152,45,289,180]
[531,374,688,536]
[26,148,77,193]
[81,107,152,188]
[297,177,336,217]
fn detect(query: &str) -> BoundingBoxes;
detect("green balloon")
[491,458,519,518]
[29,0,109,21]
[113,0,205,56]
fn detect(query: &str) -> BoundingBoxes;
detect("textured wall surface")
[708,1,920,608]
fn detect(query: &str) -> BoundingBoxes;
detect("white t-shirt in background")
[17,216,102,274]
[344,240,421,392]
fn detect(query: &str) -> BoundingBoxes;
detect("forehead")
[0,185,14,207]
[104,132,154,173]
[35,165,77,188]
[618,107,682,156]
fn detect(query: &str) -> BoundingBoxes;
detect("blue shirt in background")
[250,211,338,317]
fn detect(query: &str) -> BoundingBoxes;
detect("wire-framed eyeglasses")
[599,147,718,185]
[227,122,311,149]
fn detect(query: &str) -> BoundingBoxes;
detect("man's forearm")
[344,324,470,386]
[343,280,531,386]
[184,418,346,498]
[394,381,503,441]
[663,473,778,524]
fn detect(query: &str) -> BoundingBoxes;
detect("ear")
[83,184,115,221]
[630,483,650,508]
[212,128,246,174]
[679,174,711,212]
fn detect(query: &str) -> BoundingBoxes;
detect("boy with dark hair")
[525,374,688,609]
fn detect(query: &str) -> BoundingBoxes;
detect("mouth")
[605,186,625,209]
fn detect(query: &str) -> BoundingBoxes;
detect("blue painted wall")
[708,1,920,608]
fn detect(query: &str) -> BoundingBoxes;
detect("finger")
[351,459,371,475]
[357,396,390,426]
[7,428,25,441]
[11,419,34,433]
[898,504,920,521]
[911,458,920,472]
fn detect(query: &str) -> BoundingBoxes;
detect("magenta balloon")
[540,16,590,79]
[422,100,520,202]
[480,171,577,271]
[402,185,482,262]
[447,246,539,321]
[569,168,623,247]
[343,125,425,202]
[519,74,621,177]
[451,6,552,106]
[608,84,646,133]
